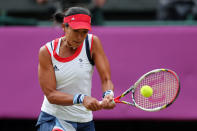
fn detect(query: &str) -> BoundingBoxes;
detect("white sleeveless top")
[41,34,94,122]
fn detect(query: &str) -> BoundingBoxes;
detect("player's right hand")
[83,96,102,111]
[101,95,116,109]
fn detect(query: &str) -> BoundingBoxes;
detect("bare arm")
[92,35,114,92]
[38,46,73,106]
[91,35,115,109]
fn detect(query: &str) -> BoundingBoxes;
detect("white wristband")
[102,90,114,98]
[73,94,86,104]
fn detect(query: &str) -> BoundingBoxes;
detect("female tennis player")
[36,7,115,131]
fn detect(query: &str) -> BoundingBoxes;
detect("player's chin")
[72,44,81,48]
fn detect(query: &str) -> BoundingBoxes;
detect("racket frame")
[114,69,180,112]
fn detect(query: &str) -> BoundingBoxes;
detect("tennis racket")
[113,69,180,112]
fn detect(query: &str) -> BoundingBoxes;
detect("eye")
[73,30,79,33]
[83,31,88,34]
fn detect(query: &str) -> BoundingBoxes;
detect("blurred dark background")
[0,119,197,131]
[1,0,197,26]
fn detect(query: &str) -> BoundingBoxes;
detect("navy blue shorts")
[36,111,95,131]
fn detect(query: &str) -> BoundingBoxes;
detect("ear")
[62,24,66,32]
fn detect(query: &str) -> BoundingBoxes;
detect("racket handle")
[113,96,121,103]
[99,97,120,103]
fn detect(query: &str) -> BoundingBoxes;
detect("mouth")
[67,41,81,48]
[73,41,81,45]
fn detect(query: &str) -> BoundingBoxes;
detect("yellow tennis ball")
[140,85,153,97]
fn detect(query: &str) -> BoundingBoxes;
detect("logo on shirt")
[79,58,84,68]
[79,58,83,62]
[54,65,59,71]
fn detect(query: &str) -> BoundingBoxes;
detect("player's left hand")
[101,95,116,109]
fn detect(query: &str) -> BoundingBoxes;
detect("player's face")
[65,26,88,48]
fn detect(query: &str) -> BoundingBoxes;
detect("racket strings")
[134,71,179,110]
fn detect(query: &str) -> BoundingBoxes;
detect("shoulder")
[91,35,105,56]
[39,45,50,57]
[92,35,100,43]
[40,38,58,57]
[39,45,51,64]
[87,34,100,43]
[92,35,102,48]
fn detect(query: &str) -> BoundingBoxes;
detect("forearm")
[91,35,114,97]
[46,90,74,106]
[102,79,114,92]
[47,89,102,111]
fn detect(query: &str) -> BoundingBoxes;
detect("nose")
[76,33,84,41]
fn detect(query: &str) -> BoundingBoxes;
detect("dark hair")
[54,7,91,24]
